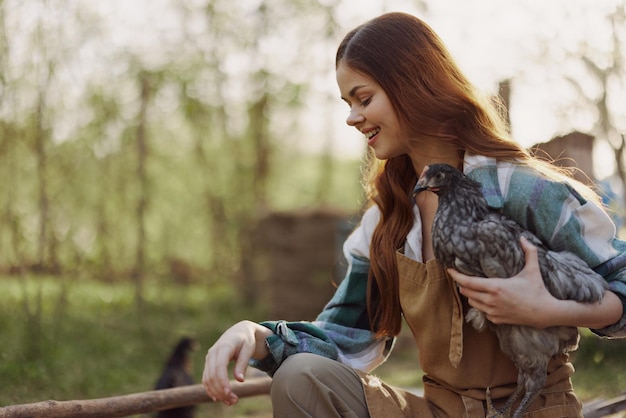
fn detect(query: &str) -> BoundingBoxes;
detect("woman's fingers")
[202,321,260,405]
[233,342,254,382]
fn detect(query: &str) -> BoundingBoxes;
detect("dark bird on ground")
[154,336,199,418]
[414,163,608,418]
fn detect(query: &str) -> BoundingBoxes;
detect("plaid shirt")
[251,154,626,376]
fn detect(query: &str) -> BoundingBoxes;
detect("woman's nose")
[346,108,364,126]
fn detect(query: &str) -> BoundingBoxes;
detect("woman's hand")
[448,237,561,328]
[202,320,272,406]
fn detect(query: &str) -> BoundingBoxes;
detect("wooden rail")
[582,392,626,418]
[0,376,272,418]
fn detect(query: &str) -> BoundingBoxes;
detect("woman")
[202,12,626,417]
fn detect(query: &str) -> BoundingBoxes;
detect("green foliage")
[268,152,364,212]
[570,329,626,400]
[0,275,260,408]
[0,0,362,284]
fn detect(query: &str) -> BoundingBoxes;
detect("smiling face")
[336,61,409,160]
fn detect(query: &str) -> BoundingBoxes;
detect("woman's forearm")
[541,290,623,329]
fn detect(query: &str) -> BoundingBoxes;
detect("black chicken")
[154,337,199,418]
[414,163,607,418]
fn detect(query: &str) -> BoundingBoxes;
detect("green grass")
[0,275,266,417]
[570,329,626,401]
[0,276,624,418]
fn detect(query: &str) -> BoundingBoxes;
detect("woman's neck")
[408,144,464,177]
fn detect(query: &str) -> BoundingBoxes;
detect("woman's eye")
[360,97,372,106]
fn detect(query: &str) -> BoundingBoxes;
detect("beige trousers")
[270,353,370,418]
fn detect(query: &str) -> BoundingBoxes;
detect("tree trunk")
[133,72,151,308]
[34,67,51,272]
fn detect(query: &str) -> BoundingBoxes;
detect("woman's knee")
[270,353,369,417]
[271,353,332,397]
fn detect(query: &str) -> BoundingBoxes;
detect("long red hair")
[336,12,590,337]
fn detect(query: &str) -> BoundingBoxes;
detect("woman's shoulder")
[464,154,565,208]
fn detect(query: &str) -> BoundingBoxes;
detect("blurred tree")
[0,0,24,271]
[571,4,626,208]
[31,19,56,273]
[80,88,119,279]
[0,0,363,284]
[132,69,157,307]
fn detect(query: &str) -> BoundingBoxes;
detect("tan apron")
[359,253,583,417]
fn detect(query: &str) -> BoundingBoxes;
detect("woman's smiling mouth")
[364,128,381,145]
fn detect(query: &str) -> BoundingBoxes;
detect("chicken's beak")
[412,182,429,197]
[413,165,430,197]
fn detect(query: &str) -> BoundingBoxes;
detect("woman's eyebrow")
[341,85,368,102]
[349,85,367,97]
